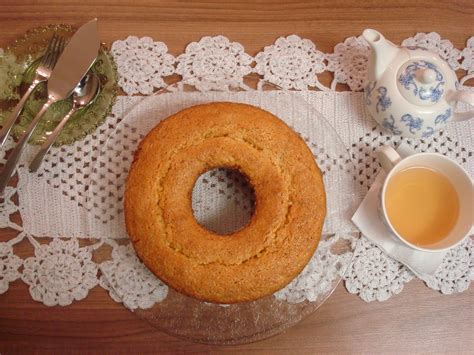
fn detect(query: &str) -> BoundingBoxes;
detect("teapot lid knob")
[417,68,437,84]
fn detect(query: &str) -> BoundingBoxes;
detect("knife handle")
[29,106,77,172]
[0,81,40,150]
[0,97,55,195]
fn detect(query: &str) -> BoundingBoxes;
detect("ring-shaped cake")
[125,102,326,303]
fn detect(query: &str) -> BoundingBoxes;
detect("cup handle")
[446,90,474,122]
[376,146,401,173]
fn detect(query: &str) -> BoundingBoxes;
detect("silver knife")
[0,19,100,194]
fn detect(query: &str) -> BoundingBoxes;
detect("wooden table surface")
[1,1,473,353]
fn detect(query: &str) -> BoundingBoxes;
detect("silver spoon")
[29,73,100,172]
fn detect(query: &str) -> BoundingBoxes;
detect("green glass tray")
[0,24,117,146]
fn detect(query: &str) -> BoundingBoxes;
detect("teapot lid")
[397,59,445,106]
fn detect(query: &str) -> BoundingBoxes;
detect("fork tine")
[49,35,60,68]
[40,33,57,66]
[42,50,52,69]
[57,37,66,59]
[48,36,65,70]
[43,35,58,69]
[60,37,66,53]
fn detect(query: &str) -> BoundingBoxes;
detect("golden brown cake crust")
[124,102,326,303]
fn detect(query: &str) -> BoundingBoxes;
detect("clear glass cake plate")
[90,85,360,345]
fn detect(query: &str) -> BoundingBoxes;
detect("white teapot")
[362,29,474,139]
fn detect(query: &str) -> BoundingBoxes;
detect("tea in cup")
[376,146,473,252]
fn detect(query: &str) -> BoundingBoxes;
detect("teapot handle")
[446,90,474,121]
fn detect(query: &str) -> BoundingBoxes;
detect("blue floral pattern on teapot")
[400,114,423,134]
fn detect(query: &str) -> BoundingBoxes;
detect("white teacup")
[376,146,473,252]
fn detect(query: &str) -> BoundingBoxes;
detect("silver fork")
[0,34,65,149]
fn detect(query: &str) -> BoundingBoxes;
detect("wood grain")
[0,0,473,353]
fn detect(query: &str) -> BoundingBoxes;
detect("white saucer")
[352,143,448,277]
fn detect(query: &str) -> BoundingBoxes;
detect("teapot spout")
[363,29,399,82]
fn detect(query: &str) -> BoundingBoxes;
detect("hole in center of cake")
[192,168,256,235]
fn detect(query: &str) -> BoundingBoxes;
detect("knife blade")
[47,18,100,100]
[0,19,100,194]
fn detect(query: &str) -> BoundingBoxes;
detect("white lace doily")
[1,32,473,309]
